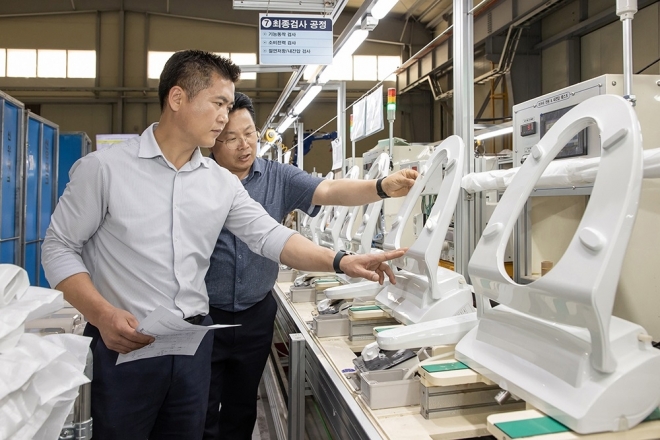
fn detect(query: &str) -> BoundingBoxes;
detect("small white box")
[360,369,421,409]
[312,314,350,337]
[289,286,315,303]
[277,269,297,283]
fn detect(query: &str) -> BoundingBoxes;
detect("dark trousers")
[203,293,277,440]
[83,316,213,440]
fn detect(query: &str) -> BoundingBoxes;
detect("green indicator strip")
[349,305,382,312]
[421,361,469,373]
[374,326,399,333]
[644,407,660,422]
[495,417,569,438]
[495,407,659,438]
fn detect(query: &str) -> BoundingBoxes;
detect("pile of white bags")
[0,264,91,440]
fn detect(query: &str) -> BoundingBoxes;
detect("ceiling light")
[474,126,514,141]
[371,0,399,20]
[277,115,297,133]
[258,143,272,157]
[335,29,368,61]
[303,64,319,81]
[293,85,323,115]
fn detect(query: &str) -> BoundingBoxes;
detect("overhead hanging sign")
[259,14,333,65]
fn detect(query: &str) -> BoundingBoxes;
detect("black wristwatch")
[376,177,390,199]
[333,250,354,274]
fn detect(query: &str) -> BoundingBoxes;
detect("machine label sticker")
[536,92,570,108]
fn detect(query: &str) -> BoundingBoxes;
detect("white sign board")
[259,14,333,65]
[365,85,384,137]
[351,98,366,142]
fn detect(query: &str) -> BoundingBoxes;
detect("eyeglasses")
[217,130,258,150]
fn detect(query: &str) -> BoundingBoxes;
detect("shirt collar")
[138,123,208,169]
[243,157,263,183]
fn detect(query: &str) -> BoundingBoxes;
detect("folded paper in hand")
[116,306,238,365]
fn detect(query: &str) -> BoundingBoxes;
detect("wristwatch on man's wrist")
[376,177,390,199]
[333,250,355,274]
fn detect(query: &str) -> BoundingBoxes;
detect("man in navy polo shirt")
[204,92,418,439]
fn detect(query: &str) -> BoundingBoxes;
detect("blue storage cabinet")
[58,132,92,199]
[23,111,59,287]
[0,91,25,266]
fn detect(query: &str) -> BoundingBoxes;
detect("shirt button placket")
[173,173,181,279]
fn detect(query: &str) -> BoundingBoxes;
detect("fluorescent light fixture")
[258,142,272,157]
[277,115,297,133]
[335,29,368,61]
[233,0,330,13]
[371,0,399,20]
[293,85,323,115]
[303,64,319,81]
[475,126,513,141]
[318,67,331,84]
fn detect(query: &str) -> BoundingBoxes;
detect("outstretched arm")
[279,234,405,284]
[311,168,418,206]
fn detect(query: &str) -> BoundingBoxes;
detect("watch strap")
[376,177,390,199]
[333,250,348,274]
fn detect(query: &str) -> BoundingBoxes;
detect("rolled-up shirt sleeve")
[42,154,106,287]
[223,176,297,264]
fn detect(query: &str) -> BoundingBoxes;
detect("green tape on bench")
[374,326,398,333]
[494,407,659,438]
[349,305,381,311]
[495,416,569,438]
[644,407,660,422]
[421,361,469,373]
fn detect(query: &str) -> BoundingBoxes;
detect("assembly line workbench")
[272,280,509,440]
[272,280,660,440]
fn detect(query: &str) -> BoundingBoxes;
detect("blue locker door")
[0,100,20,264]
[57,133,84,199]
[39,124,56,287]
[24,117,41,285]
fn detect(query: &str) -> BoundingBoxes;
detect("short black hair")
[231,92,256,124]
[158,50,241,111]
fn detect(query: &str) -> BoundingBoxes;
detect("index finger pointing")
[384,249,406,260]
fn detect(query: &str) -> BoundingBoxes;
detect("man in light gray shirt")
[42,50,403,440]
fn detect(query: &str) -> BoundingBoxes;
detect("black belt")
[184,315,205,325]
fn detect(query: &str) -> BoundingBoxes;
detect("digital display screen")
[540,106,587,159]
[520,121,537,137]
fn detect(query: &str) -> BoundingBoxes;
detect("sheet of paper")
[116,306,238,365]
[331,138,343,170]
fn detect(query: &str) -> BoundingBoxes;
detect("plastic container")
[360,368,421,409]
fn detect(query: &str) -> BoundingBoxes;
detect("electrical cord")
[636,57,660,74]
